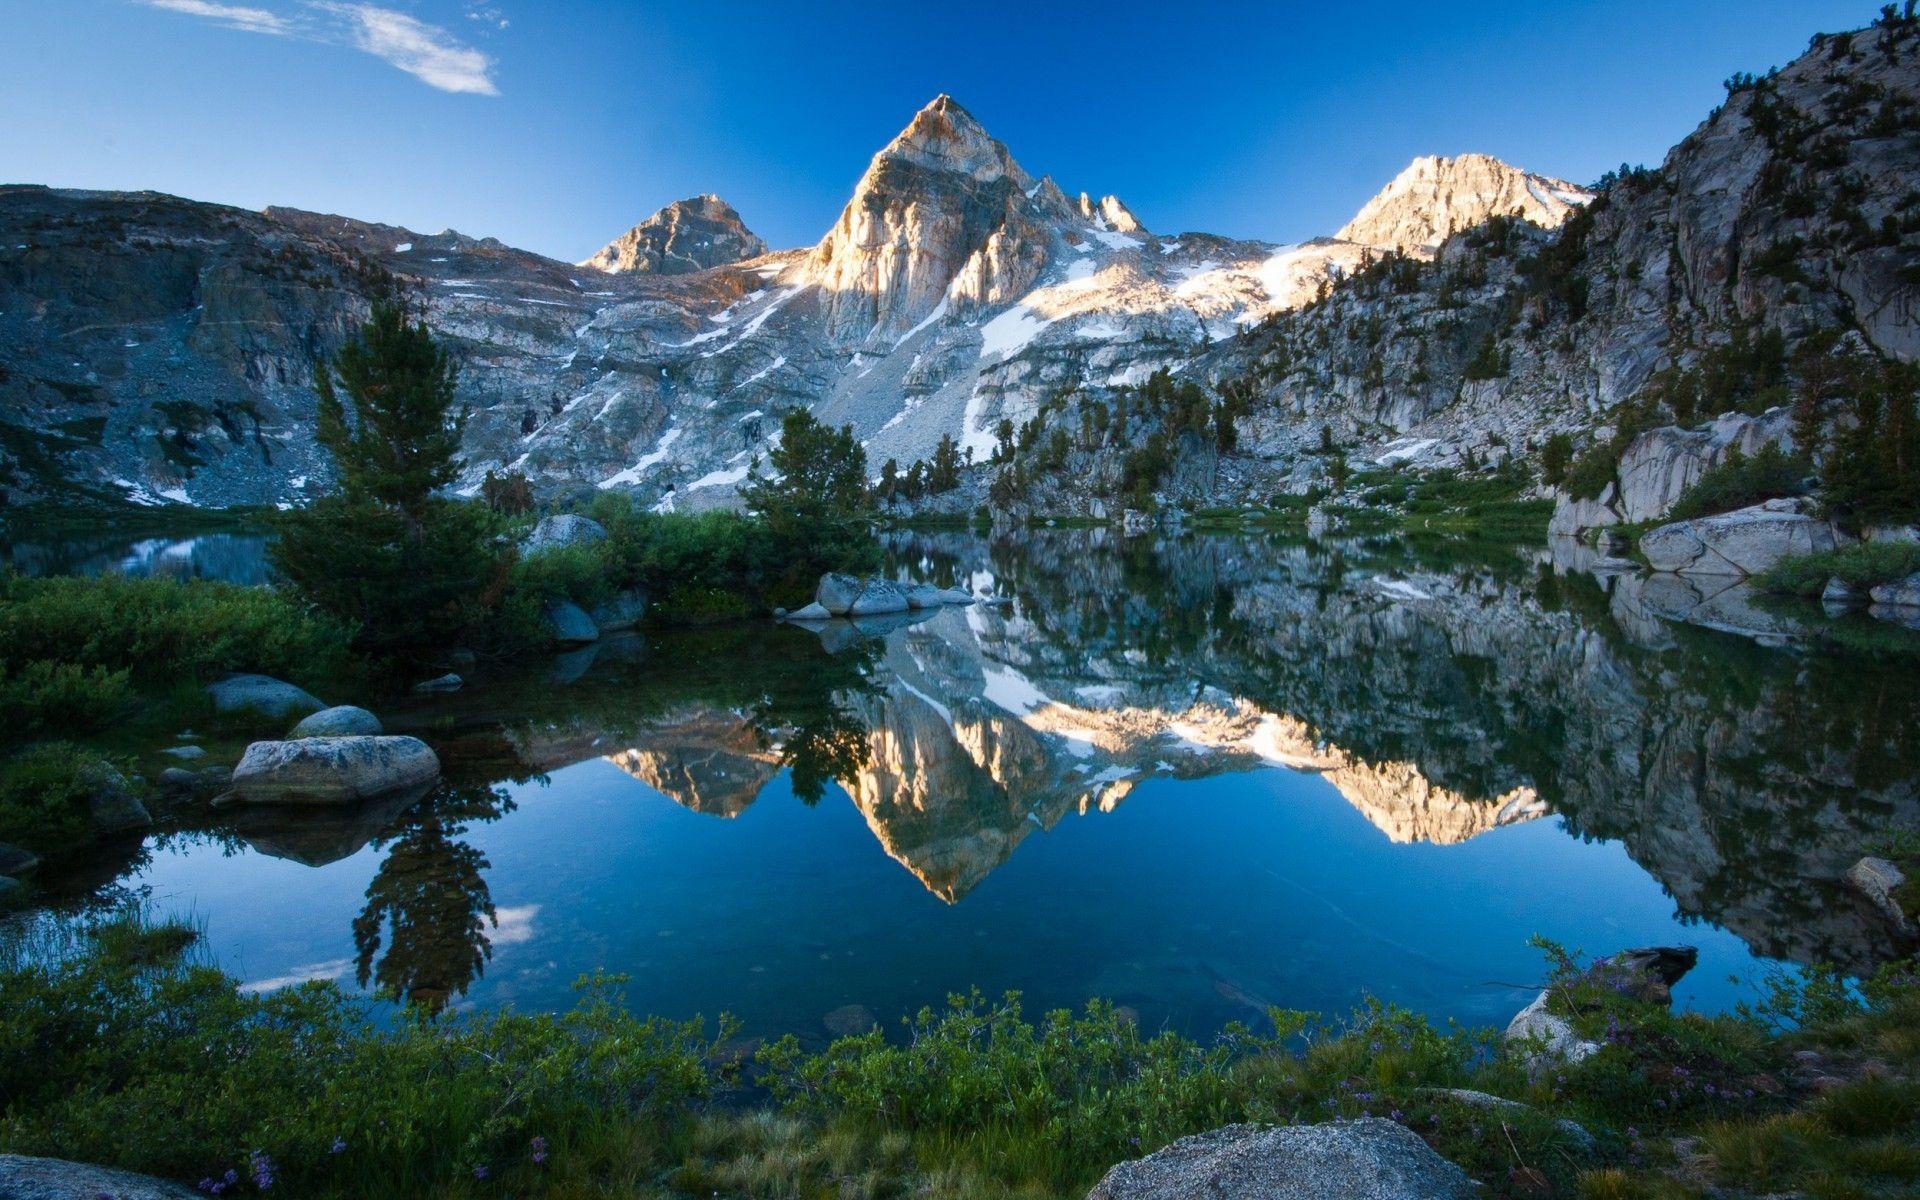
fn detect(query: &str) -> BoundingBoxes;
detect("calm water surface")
[26,531,1920,1042]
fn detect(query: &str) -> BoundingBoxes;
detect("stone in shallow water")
[786,602,832,621]
[206,673,325,719]
[413,673,463,694]
[816,572,864,615]
[545,599,600,645]
[1085,1119,1474,1200]
[291,705,382,738]
[0,843,37,875]
[823,1003,879,1038]
[229,735,440,806]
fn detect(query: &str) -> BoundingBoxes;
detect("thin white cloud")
[140,0,292,35]
[315,3,500,95]
[136,0,500,95]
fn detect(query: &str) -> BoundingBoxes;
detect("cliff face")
[1335,153,1591,257]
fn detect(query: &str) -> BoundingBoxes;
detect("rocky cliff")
[1335,153,1591,257]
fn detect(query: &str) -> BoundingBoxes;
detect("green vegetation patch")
[1758,541,1920,596]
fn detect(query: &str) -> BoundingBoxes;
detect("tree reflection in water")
[351,781,515,1013]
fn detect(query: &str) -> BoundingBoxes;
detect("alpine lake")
[11,525,1920,1047]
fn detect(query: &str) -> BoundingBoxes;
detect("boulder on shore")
[206,673,325,719]
[1847,857,1917,939]
[522,513,607,553]
[1085,1120,1474,1200]
[816,573,864,615]
[413,673,462,694]
[545,599,600,645]
[0,1153,201,1199]
[229,736,440,806]
[591,587,649,632]
[1639,499,1845,577]
[1505,945,1697,1070]
[82,761,152,835]
[786,602,832,622]
[1868,571,1920,608]
[291,705,382,738]
[849,579,910,616]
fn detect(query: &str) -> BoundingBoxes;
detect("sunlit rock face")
[584,195,768,276]
[1335,154,1591,257]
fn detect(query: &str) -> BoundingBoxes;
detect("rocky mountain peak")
[1077,192,1145,233]
[584,194,767,275]
[806,95,1051,344]
[1335,152,1592,257]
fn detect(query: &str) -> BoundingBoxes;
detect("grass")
[1757,542,1920,597]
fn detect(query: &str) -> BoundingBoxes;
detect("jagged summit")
[585,194,767,275]
[1336,152,1592,257]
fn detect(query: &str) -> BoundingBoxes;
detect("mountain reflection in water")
[119,531,1920,1032]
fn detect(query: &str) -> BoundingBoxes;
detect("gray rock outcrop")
[290,705,382,738]
[1640,499,1846,576]
[82,762,152,835]
[1085,1120,1475,1200]
[590,588,648,631]
[522,514,608,553]
[816,573,865,615]
[1336,153,1590,257]
[1847,857,1916,939]
[228,735,440,805]
[1869,572,1920,607]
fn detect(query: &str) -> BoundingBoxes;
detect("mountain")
[3,12,1912,520]
[582,194,768,276]
[1334,153,1592,257]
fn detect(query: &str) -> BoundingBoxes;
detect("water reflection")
[5,533,271,584]
[101,529,1920,1030]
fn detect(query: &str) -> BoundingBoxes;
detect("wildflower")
[249,1150,275,1191]
[330,1138,347,1156]
[531,1135,549,1165]
[474,1165,489,1181]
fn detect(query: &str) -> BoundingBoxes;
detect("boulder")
[816,573,864,615]
[904,583,948,610]
[937,587,976,605]
[849,579,910,616]
[522,513,607,553]
[0,1154,201,1199]
[228,736,440,806]
[0,843,39,875]
[591,587,649,631]
[83,762,152,835]
[1639,499,1846,577]
[160,745,204,760]
[1868,571,1920,608]
[158,765,231,796]
[1822,577,1864,606]
[786,602,832,622]
[545,599,600,645]
[1417,1089,1594,1152]
[206,673,325,719]
[1504,992,1600,1066]
[1085,1120,1474,1200]
[413,673,463,694]
[1847,857,1916,939]
[291,705,382,738]
[1506,945,1697,1069]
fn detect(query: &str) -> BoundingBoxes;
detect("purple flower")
[330,1138,347,1155]
[531,1135,549,1165]
[473,1165,489,1181]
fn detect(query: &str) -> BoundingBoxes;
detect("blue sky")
[0,1,1871,261]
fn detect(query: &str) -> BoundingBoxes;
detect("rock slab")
[522,514,607,553]
[544,599,600,645]
[1640,499,1844,577]
[229,736,440,806]
[1847,856,1917,939]
[0,1154,200,1199]
[1085,1120,1475,1200]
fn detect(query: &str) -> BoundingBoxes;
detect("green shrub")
[1667,445,1810,520]
[1757,541,1920,596]
[0,659,132,745]
[0,744,113,859]
[0,573,353,688]
[0,920,726,1196]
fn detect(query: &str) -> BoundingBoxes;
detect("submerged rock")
[413,673,463,694]
[522,513,607,553]
[229,736,441,806]
[0,1154,200,1199]
[823,1003,880,1038]
[1085,1119,1474,1200]
[291,705,382,738]
[206,673,325,719]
